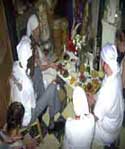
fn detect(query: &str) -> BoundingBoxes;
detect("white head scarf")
[73,86,89,116]
[17,36,32,71]
[27,14,39,37]
[101,44,119,74]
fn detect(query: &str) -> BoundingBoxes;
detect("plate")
[83,79,101,94]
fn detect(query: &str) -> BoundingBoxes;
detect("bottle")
[93,55,100,71]
[86,61,90,74]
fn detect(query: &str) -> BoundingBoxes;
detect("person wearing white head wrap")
[10,36,61,127]
[26,13,58,89]
[26,14,61,129]
[10,36,35,126]
[27,14,39,37]
[87,43,124,147]
[17,36,32,72]
[101,44,119,74]
[64,86,95,149]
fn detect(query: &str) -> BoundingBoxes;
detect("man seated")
[87,43,124,147]
[27,14,57,88]
[64,86,95,149]
[10,36,61,129]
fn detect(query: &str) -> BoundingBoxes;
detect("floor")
[37,99,125,149]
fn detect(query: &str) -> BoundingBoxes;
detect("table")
[56,51,103,101]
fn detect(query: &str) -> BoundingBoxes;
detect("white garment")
[37,47,57,88]
[10,62,36,126]
[42,68,57,88]
[27,14,39,37]
[17,36,32,72]
[94,67,124,145]
[72,86,89,115]
[94,43,124,145]
[101,44,119,74]
[64,114,95,149]
[64,87,95,149]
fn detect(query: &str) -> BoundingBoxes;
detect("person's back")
[64,86,95,149]
[64,114,94,149]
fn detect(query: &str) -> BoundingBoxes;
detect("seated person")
[10,36,61,129]
[64,86,95,149]
[27,14,57,88]
[87,44,124,146]
[0,101,36,149]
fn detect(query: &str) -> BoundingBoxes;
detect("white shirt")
[37,47,57,88]
[94,72,124,144]
[10,61,36,126]
[64,114,95,149]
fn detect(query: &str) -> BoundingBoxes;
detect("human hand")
[50,63,58,69]
[86,92,95,107]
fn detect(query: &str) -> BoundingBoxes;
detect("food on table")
[91,70,98,78]
[79,63,85,73]
[92,79,101,92]
[98,71,104,79]
[70,76,76,85]
[79,73,86,82]
[62,69,69,78]
[65,63,71,70]
[85,82,93,93]
[57,63,63,71]
[84,79,101,94]
[71,58,77,62]
[63,53,70,60]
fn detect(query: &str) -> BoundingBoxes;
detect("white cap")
[27,14,39,37]
[101,44,119,73]
[17,36,32,70]
[73,86,89,116]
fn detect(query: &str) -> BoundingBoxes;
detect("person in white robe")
[10,36,61,128]
[87,43,124,146]
[64,86,95,149]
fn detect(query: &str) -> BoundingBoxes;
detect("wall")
[0,0,13,128]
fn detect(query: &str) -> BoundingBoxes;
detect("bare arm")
[86,92,96,108]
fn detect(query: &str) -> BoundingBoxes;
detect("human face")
[32,26,40,43]
[101,59,109,73]
[101,59,113,76]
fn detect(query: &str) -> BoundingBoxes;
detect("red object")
[75,115,80,120]
[79,72,86,82]
[66,37,78,54]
